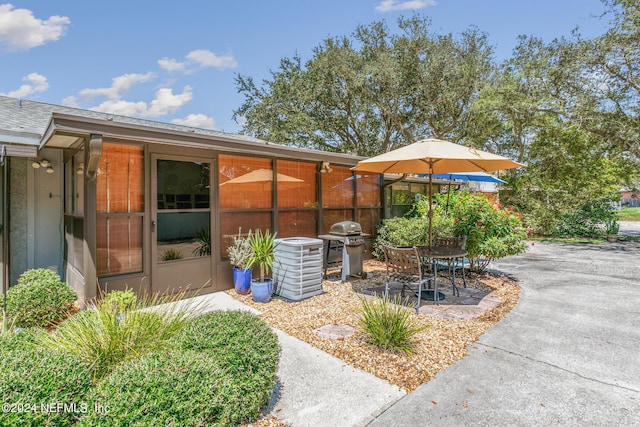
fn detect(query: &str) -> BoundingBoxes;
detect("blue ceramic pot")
[233,267,252,295]
[251,278,273,303]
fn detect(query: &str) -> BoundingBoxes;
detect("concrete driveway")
[369,241,640,426]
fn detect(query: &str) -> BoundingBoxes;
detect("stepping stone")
[313,324,356,340]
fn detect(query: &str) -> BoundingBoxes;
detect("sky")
[0,0,612,133]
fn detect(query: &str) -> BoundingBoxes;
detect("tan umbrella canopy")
[352,138,525,174]
[352,138,525,247]
[219,168,304,186]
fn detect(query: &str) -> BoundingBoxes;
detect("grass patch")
[534,237,604,244]
[617,207,640,222]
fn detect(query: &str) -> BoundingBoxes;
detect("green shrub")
[37,292,193,381]
[373,213,454,258]
[358,294,425,354]
[0,330,92,427]
[555,198,618,238]
[6,268,77,328]
[83,311,280,426]
[102,289,137,314]
[173,311,280,418]
[431,191,529,272]
[83,351,240,426]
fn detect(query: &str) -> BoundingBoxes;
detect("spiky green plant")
[192,228,211,256]
[35,291,197,382]
[162,248,183,261]
[358,294,426,354]
[246,229,278,282]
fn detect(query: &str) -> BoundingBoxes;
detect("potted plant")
[605,217,620,242]
[246,229,278,303]
[227,229,253,295]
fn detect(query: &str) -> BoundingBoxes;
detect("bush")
[0,330,92,427]
[37,292,193,381]
[358,294,425,354]
[374,206,455,258]
[83,311,280,426]
[102,289,137,314]
[6,268,77,328]
[173,311,280,416]
[83,351,240,426]
[432,191,529,272]
[555,198,618,238]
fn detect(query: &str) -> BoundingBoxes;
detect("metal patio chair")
[382,245,436,313]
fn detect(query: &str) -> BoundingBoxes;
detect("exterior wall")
[8,151,63,286]
[9,158,27,284]
[98,142,382,295]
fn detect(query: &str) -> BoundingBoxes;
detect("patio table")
[417,246,468,298]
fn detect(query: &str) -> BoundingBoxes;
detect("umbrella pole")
[428,164,433,250]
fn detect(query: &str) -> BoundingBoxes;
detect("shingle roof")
[0,95,264,146]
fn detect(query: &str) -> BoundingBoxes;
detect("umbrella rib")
[466,160,490,172]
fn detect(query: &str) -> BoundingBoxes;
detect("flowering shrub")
[432,191,529,272]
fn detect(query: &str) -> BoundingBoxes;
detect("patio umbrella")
[420,172,507,213]
[422,172,507,184]
[352,138,525,247]
[219,168,304,190]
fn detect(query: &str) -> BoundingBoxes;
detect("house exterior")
[0,95,382,303]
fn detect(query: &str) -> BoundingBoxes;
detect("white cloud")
[158,57,186,72]
[1,72,49,97]
[0,4,70,51]
[89,86,193,118]
[186,49,237,69]
[171,113,216,129]
[158,49,238,74]
[146,86,193,116]
[375,0,436,12]
[63,72,156,106]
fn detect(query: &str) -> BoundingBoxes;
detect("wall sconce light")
[76,163,85,175]
[320,161,333,173]
[32,159,54,174]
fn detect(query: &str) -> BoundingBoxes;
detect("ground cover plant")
[82,310,280,426]
[1,305,280,426]
[5,268,77,328]
[0,330,92,427]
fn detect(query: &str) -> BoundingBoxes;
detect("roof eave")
[40,112,365,165]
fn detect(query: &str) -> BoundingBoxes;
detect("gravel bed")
[234,260,520,425]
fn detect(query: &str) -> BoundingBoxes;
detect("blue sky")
[1,1,610,133]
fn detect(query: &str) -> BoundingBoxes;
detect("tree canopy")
[233,2,640,234]
[234,16,494,156]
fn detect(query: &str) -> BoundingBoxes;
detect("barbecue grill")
[318,220,368,282]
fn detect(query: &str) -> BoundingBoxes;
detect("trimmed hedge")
[81,310,280,426]
[6,268,77,328]
[0,330,92,427]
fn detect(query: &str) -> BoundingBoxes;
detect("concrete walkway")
[369,241,640,426]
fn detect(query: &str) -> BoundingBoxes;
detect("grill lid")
[329,221,362,236]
